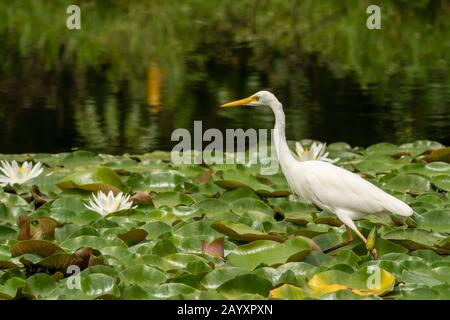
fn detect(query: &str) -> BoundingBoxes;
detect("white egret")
[221,91,413,258]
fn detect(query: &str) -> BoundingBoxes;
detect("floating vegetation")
[0,141,449,300]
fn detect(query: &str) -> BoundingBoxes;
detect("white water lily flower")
[295,142,339,163]
[85,191,136,215]
[0,160,43,186]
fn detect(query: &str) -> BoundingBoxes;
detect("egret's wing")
[298,161,412,217]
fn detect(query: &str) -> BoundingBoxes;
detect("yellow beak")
[221,96,257,108]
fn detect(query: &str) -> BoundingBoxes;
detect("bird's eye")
[253,96,259,101]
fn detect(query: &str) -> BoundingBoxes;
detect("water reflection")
[147,64,162,112]
[0,1,449,154]
[0,49,449,154]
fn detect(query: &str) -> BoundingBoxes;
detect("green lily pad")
[217,274,273,298]
[400,140,444,157]
[416,210,450,233]
[61,150,102,168]
[56,167,127,193]
[147,283,198,299]
[0,277,25,299]
[78,273,121,299]
[60,235,127,251]
[432,175,450,191]
[214,169,272,194]
[385,174,431,194]
[119,264,167,288]
[382,229,448,253]
[268,198,317,225]
[0,226,17,240]
[1,139,449,300]
[212,220,283,242]
[227,238,311,270]
[22,273,57,299]
[221,188,260,202]
[200,267,250,290]
[152,192,194,208]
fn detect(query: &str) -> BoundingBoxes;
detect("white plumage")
[222,90,413,257]
[290,160,412,217]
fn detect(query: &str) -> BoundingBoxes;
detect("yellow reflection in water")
[147,63,161,112]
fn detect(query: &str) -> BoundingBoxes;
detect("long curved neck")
[271,102,296,167]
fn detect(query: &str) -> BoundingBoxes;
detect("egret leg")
[352,228,367,243]
[345,225,354,242]
[337,214,378,259]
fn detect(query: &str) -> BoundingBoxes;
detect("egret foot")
[352,228,378,260]
[370,248,378,260]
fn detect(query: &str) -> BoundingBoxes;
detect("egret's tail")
[383,195,413,217]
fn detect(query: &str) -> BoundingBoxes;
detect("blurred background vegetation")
[0,0,449,153]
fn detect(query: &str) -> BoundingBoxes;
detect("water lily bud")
[366,226,377,251]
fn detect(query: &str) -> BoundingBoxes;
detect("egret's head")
[221,90,280,108]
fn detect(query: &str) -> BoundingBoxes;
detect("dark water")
[0,49,449,155]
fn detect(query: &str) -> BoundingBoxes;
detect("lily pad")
[308,266,395,297]
[385,174,431,194]
[416,210,450,233]
[269,284,307,299]
[217,274,273,298]
[212,220,283,242]
[152,192,194,208]
[11,240,64,257]
[56,167,127,193]
[1,139,449,300]
[0,277,25,299]
[119,264,167,288]
[423,147,450,163]
[432,175,450,191]
[227,238,311,270]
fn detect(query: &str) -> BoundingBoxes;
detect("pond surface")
[0,1,449,154]
[1,52,449,155]
[1,48,449,155]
